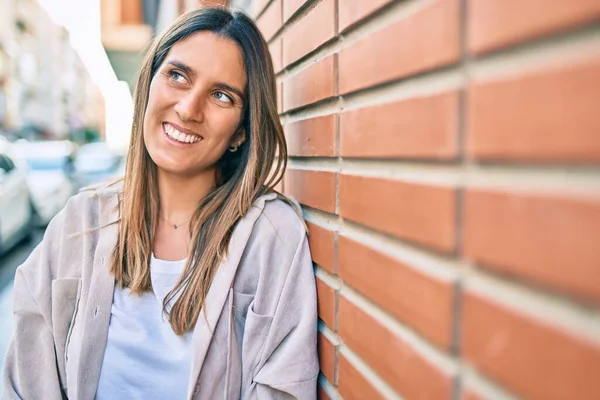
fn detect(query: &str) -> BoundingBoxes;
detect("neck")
[157,167,216,223]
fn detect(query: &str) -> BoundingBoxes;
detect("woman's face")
[143,31,247,177]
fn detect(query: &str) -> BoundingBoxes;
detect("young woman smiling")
[3,7,318,400]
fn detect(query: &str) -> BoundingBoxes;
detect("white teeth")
[164,123,200,144]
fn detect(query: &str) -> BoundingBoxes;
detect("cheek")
[142,86,167,139]
[210,109,243,142]
[144,86,161,120]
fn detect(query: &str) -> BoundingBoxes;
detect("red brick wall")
[253,1,600,398]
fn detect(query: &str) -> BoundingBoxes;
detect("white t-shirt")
[95,255,193,400]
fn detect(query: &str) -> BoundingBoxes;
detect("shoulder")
[66,179,122,224]
[250,193,307,251]
[41,178,121,239]
[77,178,123,203]
[15,181,121,291]
[234,193,313,315]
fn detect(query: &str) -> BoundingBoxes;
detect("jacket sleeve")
[246,233,319,399]
[2,208,67,400]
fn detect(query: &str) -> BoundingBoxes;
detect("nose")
[174,92,205,123]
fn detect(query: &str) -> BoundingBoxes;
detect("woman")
[3,7,318,400]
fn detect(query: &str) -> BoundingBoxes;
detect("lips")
[162,122,203,144]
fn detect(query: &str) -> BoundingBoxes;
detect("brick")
[318,333,336,383]
[317,387,331,400]
[273,178,283,193]
[307,222,335,273]
[252,0,271,17]
[461,390,485,400]
[339,175,456,253]
[283,0,306,21]
[464,190,600,303]
[338,354,385,400]
[284,169,335,213]
[338,0,394,32]
[269,39,282,73]
[286,115,336,157]
[468,56,600,163]
[277,82,283,114]
[270,162,283,191]
[283,55,335,111]
[468,0,600,54]
[339,236,454,349]
[198,0,227,7]
[338,0,460,94]
[256,0,282,41]
[316,278,336,328]
[462,292,600,399]
[283,0,335,66]
[339,297,454,398]
[340,91,459,159]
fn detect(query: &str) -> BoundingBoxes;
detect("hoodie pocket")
[51,278,81,389]
[240,303,273,399]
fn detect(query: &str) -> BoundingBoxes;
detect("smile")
[162,122,202,144]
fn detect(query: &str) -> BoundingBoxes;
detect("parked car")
[0,138,33,255]
[14,140,76,226]
[73,141,123,188]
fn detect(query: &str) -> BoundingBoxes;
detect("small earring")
[229,143,239,152]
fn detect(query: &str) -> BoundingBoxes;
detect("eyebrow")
[166,60,195,76]
[166,60,245,101]
[214,82,245,101]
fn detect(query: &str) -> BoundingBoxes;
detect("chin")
[156,156,216,178]
[144,135,221,178]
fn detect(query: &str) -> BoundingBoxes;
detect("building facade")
[0,0,104,140]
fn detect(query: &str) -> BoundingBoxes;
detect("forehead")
[165,31,247,91]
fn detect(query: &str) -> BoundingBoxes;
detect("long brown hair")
[110,7,286,335]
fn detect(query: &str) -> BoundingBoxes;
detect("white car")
[74,142,123,189]
[0,138,33,256]
[14,140,76,226]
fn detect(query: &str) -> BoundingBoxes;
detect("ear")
[231,128,246,147]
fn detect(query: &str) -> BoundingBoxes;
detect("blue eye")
[169,70,187,83]
[212,91,233,104]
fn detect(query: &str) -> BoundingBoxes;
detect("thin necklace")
[160,214,193,229]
